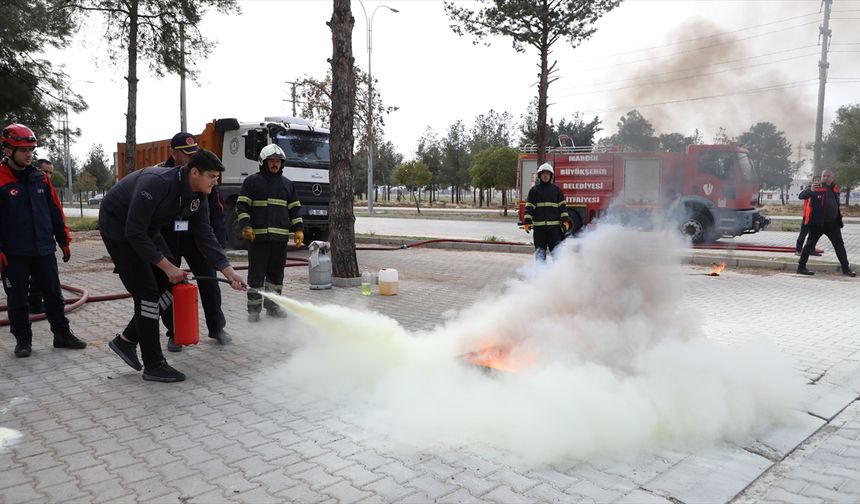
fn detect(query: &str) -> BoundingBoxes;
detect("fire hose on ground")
[0,237,817,326]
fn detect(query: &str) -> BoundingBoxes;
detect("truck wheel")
[681,213,711,244]
[225,201,247,250]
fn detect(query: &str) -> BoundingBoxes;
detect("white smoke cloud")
[261,225,802,465]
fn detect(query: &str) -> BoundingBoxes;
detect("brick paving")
[0,230,859,503]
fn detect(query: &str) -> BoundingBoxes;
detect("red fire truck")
[517,144,769,243]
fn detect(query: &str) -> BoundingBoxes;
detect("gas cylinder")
[172,283,199,346]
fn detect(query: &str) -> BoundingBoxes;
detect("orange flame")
[462,345,536,372]
[709,262,727,276]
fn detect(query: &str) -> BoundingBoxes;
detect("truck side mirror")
[244,129,266,161]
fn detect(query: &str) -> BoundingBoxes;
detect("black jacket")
[799,183,843,227]
[157,157,227,247]
[0,159,70,256]
[99,166,230,270]
[524,179,571,229]
[236,166,303,242]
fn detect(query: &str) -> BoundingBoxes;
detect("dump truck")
[117,116,330,249]
[517,144,769,243]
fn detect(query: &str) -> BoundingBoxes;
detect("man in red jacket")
[0,124,85,357]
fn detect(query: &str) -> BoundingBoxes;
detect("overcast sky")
[48,0,860,173]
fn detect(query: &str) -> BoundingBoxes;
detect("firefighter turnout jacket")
[524,180,571,229]
[98,166,229,270]
[0,159,71,256]
[799,183,843,227]
[236,168,303,241]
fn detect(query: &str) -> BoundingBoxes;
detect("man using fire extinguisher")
[236,144,303,322]
[156,133,230,352]
[0,124,86,358]
[523,163,572,262]
[99,148,246,382]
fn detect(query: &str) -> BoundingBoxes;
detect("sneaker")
[266,308,287,319]
[142,360,186,383]
[208,329,232,345]
[53,330,87,349]
[796,266,815,276]
[248,312,260,323]
[14,343,32,358]
[109,335,142,371]
[29,301,45,314]
[843,268,857,278]
[167,337,182,353]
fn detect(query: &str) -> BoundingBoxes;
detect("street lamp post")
[357,1,398,214]
[62,79,93,205]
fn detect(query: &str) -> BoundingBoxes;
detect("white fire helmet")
[537,163,554,176]
[259,144,286,164]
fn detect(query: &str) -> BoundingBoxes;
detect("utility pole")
[63,90,73,204]
[284,81,298,116]
[180,25,187,132]
[813,0,832,175]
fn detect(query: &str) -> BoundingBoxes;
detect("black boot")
[797,266,815,276]
[53,329,87,349]
[14,339,32,358]
[142,360,186,382]
[109,334,142,371]
[843,268,857,278]
[208,329,232,345]
[166,337,182,353]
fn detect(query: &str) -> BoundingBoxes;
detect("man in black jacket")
[157,133,230,351]
[236,144,303,322]
[99,149,246,382]
[523,163,572,262]
[797,169,856,277]
[0,124,85,357]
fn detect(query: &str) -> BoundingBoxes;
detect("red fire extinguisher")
[172,283,199,346]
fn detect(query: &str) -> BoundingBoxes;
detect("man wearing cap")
[158,133,231,351]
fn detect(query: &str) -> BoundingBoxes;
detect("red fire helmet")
[2,124,37,148]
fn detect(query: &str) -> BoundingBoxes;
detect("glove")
[294,230,304,247]
[0,252,6,273]
[523,223,531,233]
[62,245,71,263]
[562,221,571,231]
[242,227,255,242]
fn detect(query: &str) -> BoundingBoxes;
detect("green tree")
[393,161,432,213]
[54,0,240,173]
[353,140,402,201]
[441,121,471,204]
[657,129,702,152]
[82,144,113,191]
[557,114,602,148]
[601,110,657,151]
[296,67,398,151]
[470,109,514,153]
[415,128,444,203]
[446,0,620,165]
[469,146,518,215]
[736,122,793,204]
[72,170,96,202]
[1,0,86,146]
[822,104,860,205]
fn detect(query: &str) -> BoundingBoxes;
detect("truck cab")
[208,117,331,248]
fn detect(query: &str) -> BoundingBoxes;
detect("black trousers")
[799,222,851,270]
[247,240,287,313]
[160,234,225,337]
[795,224,809,252]
[532,226,563,261]
[28,281,44,309]
[102,236,171,369]
[2,254,69,344]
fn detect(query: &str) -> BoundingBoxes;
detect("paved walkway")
[0,229,859,503]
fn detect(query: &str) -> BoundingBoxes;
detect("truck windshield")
[276,133,330,168]
[736,152,756,181]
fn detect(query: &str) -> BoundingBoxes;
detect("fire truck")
[517,144,769,243]
[117,116,330,249]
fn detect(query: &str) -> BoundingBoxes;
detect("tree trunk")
[328,0,359,279]
[413,189,420,213]
[502,187,508,216]
[124,0,139,173]
[536,37,550,166]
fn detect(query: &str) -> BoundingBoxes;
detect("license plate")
[308,209,328,216]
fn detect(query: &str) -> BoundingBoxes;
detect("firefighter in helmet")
[236,144,304,322]
[523,162,572,262]
[0,124,85,357]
